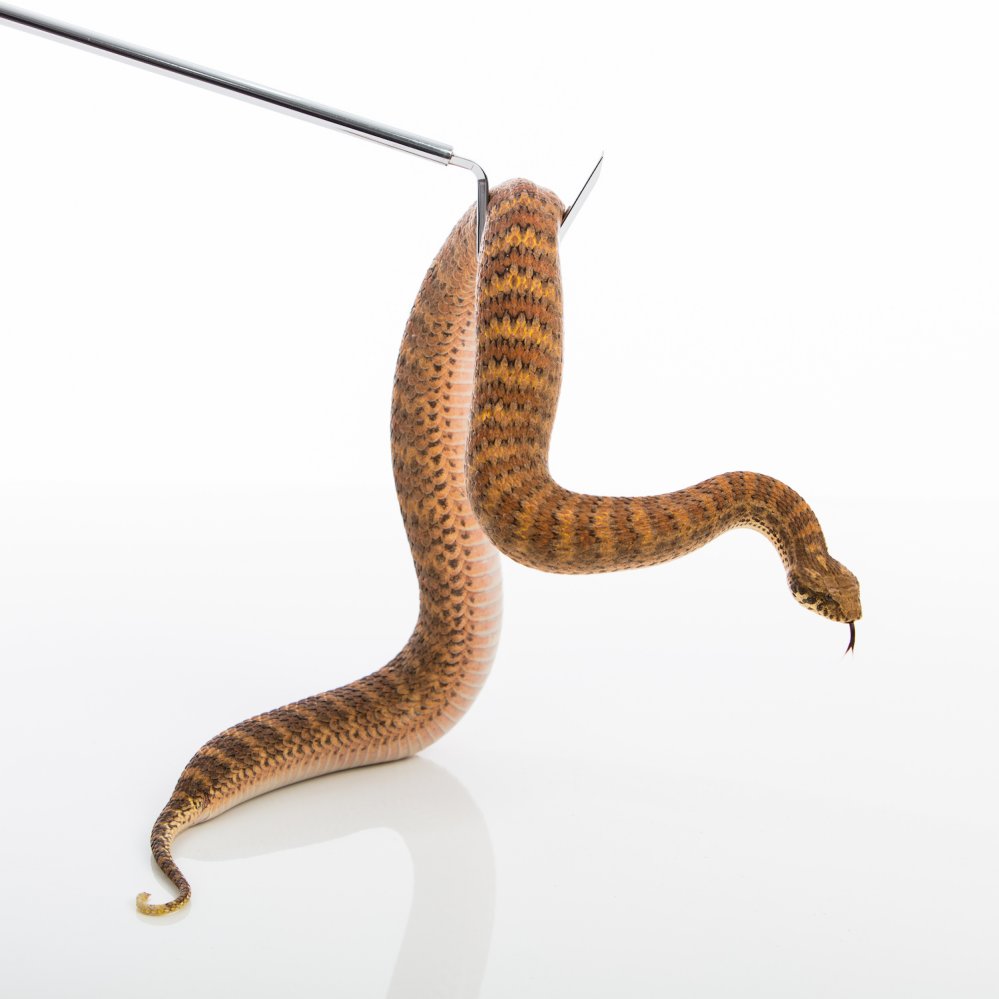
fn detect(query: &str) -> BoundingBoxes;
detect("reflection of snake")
[138,179,861,914]
[182,758,494,995]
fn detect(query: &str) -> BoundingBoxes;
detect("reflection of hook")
[172,758,494,998]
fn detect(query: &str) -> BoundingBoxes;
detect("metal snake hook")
[0,3,601,249]
[560,154,604,238]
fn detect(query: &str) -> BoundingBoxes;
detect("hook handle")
[0,3,599,248]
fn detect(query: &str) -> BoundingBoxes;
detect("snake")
[137,179,861,915]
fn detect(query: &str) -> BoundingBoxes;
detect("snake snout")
[832,570,862,626]
[789,559,862,626]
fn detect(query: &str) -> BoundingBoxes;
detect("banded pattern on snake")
[468,183,861,625]
[137,179,860,914]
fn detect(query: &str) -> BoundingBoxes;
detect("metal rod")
[0,3,493,244]
[0,3,454,161]
[0,4,608,248]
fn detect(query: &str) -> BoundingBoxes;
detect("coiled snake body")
[138,180,860,914]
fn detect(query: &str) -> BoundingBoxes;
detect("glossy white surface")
[2,2,997,996]
[2,488,997,996]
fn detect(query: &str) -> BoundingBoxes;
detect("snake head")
[788,556,862,625]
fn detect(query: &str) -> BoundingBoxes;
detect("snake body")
[138,179,860,914]
[137,202,497,914]
[468,183,861,625]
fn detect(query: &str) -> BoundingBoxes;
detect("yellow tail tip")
[136,890,189,916]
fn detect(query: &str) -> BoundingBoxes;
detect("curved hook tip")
[560,153,604,238]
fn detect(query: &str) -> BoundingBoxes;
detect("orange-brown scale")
[466,180,861,625]
[138,205,501,915]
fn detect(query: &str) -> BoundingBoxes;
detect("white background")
[1,1,997,996]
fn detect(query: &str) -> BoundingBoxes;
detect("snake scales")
[137,179,861,914]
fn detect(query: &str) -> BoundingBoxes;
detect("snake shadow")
[166,756,495,998]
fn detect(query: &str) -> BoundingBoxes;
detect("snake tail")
[137,203,500,914]
[136,797,199,915]
[466,180,861,626]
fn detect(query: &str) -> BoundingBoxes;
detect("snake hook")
[0,3,603,251]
